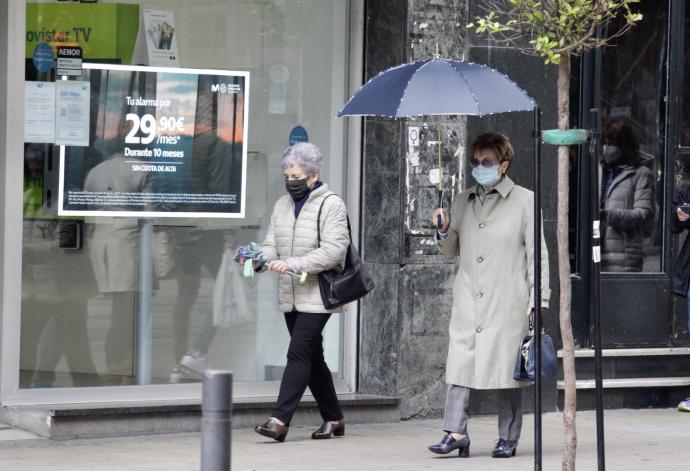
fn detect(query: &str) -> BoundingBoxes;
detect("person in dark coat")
[672,184,690,298]
[599,119,655,272]
[671,184,690,412]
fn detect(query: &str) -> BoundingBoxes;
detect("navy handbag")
[513,313,558,381]
[316,195,375,310]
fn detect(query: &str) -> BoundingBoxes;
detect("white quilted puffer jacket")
[262,183,350,313]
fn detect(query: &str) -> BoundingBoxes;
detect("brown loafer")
[311,420,345,439]
[254,419,289,442]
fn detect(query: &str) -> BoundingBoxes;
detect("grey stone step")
[557,347,690,358]
[556,348,690,381]
[0,394,400,441]
[556,377,690,411]
[557,377,690,390]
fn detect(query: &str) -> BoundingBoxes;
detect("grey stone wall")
[360,0,560,419]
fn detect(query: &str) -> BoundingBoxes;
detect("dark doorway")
[570,0,690,348]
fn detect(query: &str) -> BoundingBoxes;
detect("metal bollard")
[201,370,233,471]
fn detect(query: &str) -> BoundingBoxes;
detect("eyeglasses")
[470,158,500,168]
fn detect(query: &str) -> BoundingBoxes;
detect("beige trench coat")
[437,176,550,389]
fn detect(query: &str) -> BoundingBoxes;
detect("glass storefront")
[18,0,355,392]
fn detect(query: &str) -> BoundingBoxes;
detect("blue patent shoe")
[491,438,518,458]
[427,433,470,457]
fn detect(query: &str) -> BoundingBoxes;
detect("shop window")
[20,0,351,389]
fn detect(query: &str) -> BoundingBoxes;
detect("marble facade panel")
[362,0,407,264]
[397,264,454,418]
[359,263,400,397]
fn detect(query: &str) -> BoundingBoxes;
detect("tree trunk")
[557,54,577,471]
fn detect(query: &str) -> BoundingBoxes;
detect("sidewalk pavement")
[1,408,688,470]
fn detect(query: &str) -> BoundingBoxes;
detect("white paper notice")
[55,81,90,147]
[143,10,180,67]
[429,168,440,184]
[408,126,420,149]
[24,81,56,143]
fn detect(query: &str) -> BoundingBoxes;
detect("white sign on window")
[55,81,90,147]
[24,81,56,143]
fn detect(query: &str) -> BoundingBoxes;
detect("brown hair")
[470,132,514,167]
[602,118,641,167]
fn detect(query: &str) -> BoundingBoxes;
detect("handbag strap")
[528,312,534,333]
[528,310,546,335]
[317,193,352,246]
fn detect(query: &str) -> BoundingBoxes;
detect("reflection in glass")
[21,143,102,388]
[599,119,656,272]
[681,5,690,147]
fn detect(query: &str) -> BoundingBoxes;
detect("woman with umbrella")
[429,132,550,459]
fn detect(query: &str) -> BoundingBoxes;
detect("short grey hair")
[280,142,322,174]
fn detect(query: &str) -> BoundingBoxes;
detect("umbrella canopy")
[337,58,535,118]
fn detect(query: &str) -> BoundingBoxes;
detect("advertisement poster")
[58,63,249,219]
[24,81,56,143]
[143,10,180,67]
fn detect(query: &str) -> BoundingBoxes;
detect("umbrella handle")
[436,190,444,230]
[436,116,444,231]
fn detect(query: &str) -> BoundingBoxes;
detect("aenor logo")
[211,83,241,94]
[58,47,81,57]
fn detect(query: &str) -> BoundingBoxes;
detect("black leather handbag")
[316,195,375,310]
[513,313,558,381]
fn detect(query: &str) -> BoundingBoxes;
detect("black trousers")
[272,311,343,425]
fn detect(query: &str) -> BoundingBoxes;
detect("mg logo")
[211,83,240,94]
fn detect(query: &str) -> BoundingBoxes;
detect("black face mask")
[286,178,310,200]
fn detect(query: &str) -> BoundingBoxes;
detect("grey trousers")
[442,385,523,441]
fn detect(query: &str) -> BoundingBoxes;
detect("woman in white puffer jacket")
[253,142,350,443]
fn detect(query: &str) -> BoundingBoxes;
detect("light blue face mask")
[472,165,500,188]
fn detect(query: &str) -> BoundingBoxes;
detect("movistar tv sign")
[25,3,139,63]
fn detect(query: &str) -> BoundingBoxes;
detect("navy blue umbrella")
[337,58,535,118]
[338,57,537,228]
[337,57,548,470]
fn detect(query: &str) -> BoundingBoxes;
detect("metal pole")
[201,370,233,471]
[533,106,543,471]
[589,107,606,470]
[136,219,153,385]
